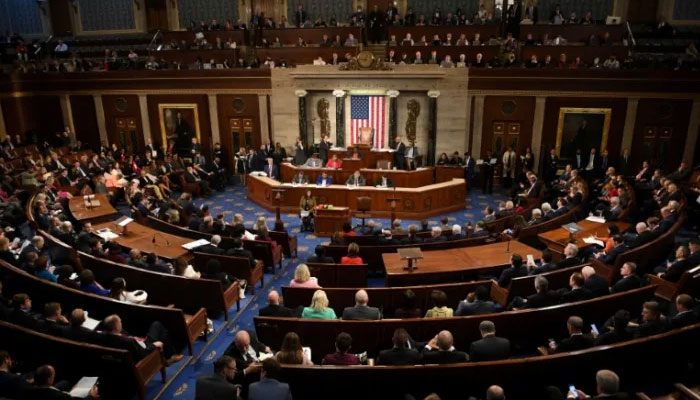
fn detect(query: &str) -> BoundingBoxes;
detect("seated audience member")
[471,221,489,238]
[341,243,363,264]
[521,276,559,309]
[425,290,453,318]
[342,289,381,320]
[630,301,666,338]
[469,320,511,362]
[306,154,324,168]
[610,262,642,293]
[326,154,342,169]
[377,328,422,365]
[341,222,357,237]
[556,243,581,269]
[625,222,653,249]
[174,256,201,278]
[345,170,366,186]
[23,364,99,400]
[301,290,337,319]
[201,259,236,289]
[8,293,42,331]
[224,330,271,379]
[322,332,360,365]
[108,278,147,305]
[670,294,698,329]
[248,358,293,400]
[529,249,556,274]
[144,252,173,274]
[307,245,334,264]
[568,370,624,400]
[32,256,56,283]
[275,332,313,366]
[259,290,295,317]
[226,238,256,266]
[556,272,592,303]
[582,266,609,298]
[497,254,527,287]
[548,316,595,353]
[394,289,423,318]
[78,269,109,296]
[421,330,468,364]
[655,245,691,282]
[594,235,627,265]
[195,355,243,400]
[289,264,320,288]
[426,226,446,242]
[594,310,633,345]
[62,308,99,343]
[0,350,33,398]
[100,314,183,364]
[455,286,501,316]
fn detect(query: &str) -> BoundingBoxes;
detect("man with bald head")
[486,385,505,400]
[341,289,381,320]
[258,290,295,317]
[224,330,271,377]
[421,330,468,364]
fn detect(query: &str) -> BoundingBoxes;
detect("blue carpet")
[147,184,510,400]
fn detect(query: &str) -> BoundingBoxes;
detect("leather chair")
[355,196,371,226]
[376,160,392,170]
[359,127,373,146]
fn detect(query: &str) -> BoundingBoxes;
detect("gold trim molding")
[1,89,272,98]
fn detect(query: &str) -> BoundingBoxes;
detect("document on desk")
[585,216,606,223]
[96,229,119,241]
[69,377,98,397]
[182,239,210,250]
[583,236,605,247]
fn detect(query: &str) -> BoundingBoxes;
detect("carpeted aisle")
[148,184,509,400]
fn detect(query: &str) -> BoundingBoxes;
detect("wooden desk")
[538,219,630,257]
[161,30,248,46]
[520,45,629,65]
[387,45,501,63]
[519,24,625,43]
[93,221,191,261]
[387,25,500,42]
[247,175,465,219]
[327,149,393,170]
[68,194,118,224]
[280,163,434,188]
[314,207,351,237]
[383,241,542,286]
[435,165,465,184]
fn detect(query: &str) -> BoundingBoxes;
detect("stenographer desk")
[280,163,434,188]
[247,175,466,219]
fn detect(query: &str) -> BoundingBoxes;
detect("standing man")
[195,355,243,399]
[502,146,516,188]
[404,142,418,170]
[544,148,559,184]
[319,135,331,165]
[385,1,398,24]
[482,151,496,194]
[393,136,406,170]
[293,4,307,27]
[368,5,385,44]
[618,148,631,177]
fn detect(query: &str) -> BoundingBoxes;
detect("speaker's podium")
[314,206,351,237]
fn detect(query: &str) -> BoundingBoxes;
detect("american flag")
[350,95,386,148]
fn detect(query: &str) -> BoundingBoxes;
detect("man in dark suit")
[293,4,307,27]
[345,170,366,186]
[631,301,667,338]
[306,245,334,264]
[377,328,422,365]
[185,165,210,195]
[569,370,627,400]
[319,135,331,165]
[61,308,99,343]
[610,262,643,294]
[8,293,42,331]
[669,294,698,329]
[543,148,559,183]
[259,291,295,317]
[582,266,610,298]
[497,254,527,287]
[342,290,382,320]
[23,364,99,400]
[655,245,691,283]
[556,244,582,270]
[226,238,256,267]
[523,276,560,308]
[393,136,406,170]
[625,222,654,249]
[374,174,394,188]
[469,320,511,361]
[99,314,182,365]
[0,350,33,399]
[263,158,278,180]
[556,272,592,303]
[455,286,501,316]
[421,330,468,364]
[617,148,631,177]
[248,358,292,400]
[195,355,242,400]
[529,250,557,275]
[595,235,628,265]
[549,316,595,353]
[658,206,676,232]
[224,330,271,375]
[668,161,691,183]
[197,235,225,255]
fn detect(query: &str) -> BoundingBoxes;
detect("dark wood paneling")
[146,94,211,153]
[216,94,261,172]
[260,27,363,45]
[1,95,63,144]
[481,96,536,162]
[519,24,625,42]
[102,95,142,149]
[627,0,658,23]
[541,97,628,163]
[631,98,692,171]
[69,95,100,150]
[520,45,629,66]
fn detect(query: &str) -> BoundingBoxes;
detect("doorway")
[145,0,169,32]
[49,0,73,36]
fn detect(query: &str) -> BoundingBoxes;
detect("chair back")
[376,160,392,170]
[357,196,371,212]
[359,127,373,145]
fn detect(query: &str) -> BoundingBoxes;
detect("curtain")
[0,0,43,34]
[79,0,135,31]
[674,0,700,21]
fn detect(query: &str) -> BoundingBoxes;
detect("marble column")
[207,94,221,146]
[530,96,547,171]
[258,95,270,144]
[333,90,346,147]
[620,98,639,154]
[683,99,700,164]
[138,94,153,145]
[387,90,400,145]
[471,95,485,159]
[427,90,440,166]
[296,90,309,151]
[59,95,76,146]
[93,95,109,145]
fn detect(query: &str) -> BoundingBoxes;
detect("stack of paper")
[182,239,210,250]
[69,377,98,397]
[586,216,606,223]
[583,236,605,247]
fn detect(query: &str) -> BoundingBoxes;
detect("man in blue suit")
[315,171,332,186]
[248,358,293,400]
[263,158,278,180]
[463,152,476,188]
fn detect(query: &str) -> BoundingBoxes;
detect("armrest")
[489,279,509,308]
[536,346,549,356]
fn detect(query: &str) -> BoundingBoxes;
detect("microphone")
[152,232,171,247]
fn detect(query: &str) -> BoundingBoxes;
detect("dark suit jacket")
[633,319,667,338]
[558,287,592,303]
[198,244,225,255]
[263,164,278,179]
[421,349,468,364]
[557,333,595,352]
[377,347,422,365]
[610,275,642,294]
[307,256,334,264]
[556,256,581,270]
[584,274,610,298]
[342,305,381,320]
[259,304,295,317]
[469,335,511,361]
[22,386,83,400]
[664,258,691,282]
[319,140,330,161]
[195,374,242,400]
[248,378,292,400]
[669,311,698,329]
[626,231,654,249]
[224,330,268,372]
[62,325,99,343]
[455,300,500,316]
[524,290,559,308]
[599,244,628,264]
[98,332,154,361]
[226,248,255,267]
[497,265,528,287]
[374,177,394,188]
